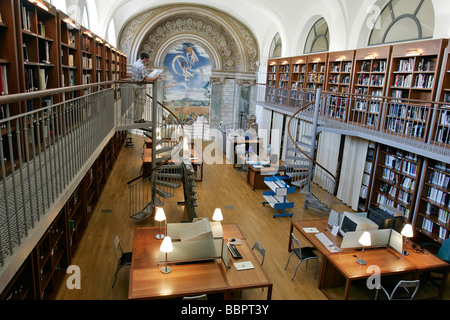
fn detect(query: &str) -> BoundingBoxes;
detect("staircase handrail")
[287,100,337,183]
[126,95,184,185]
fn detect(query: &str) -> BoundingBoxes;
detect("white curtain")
[259,108,273,154]
[337,136,369,211]
[314,132,341,192]
[271,112,284,159]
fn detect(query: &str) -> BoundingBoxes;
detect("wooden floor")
[53,133,450,300]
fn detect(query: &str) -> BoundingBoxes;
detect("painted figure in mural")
[172,45,199,82]
[131,51,160,123]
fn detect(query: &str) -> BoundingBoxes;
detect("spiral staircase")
[127,95,198,221]
[284,92,337,214]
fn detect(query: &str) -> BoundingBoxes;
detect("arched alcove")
[118,4,260,127]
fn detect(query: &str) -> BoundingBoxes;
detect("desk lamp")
[401,224,413,257]
[154,207,166,239]
[357,231,371,265]
[160,236,173,274]
[212,208,223,222]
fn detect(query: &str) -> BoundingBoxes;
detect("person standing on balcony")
[131,52,159,123]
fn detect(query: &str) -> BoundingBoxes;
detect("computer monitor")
[339,212,379,237]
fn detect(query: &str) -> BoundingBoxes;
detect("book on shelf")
[37,21,46,37]
[40,41,50,63]
[21,3,31,31]
[0,65,8,95]
[39,69,48,90]
[23,43,29,61]
[397,58,414,72]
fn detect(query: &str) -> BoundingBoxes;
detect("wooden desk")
[128,224,272,300]
[290,219,450,300]
[289,219,342,256]
[247,164,277,190]
[232,139,260,168]
[321,248,417,299]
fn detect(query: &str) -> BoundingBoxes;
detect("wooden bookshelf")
[290,55,307,89]
[348,46,392,129]
[325,50,355,94]
[81,26,93,86]
[265,58,278,104]
[94,35,104,83]
[67,181,85,260]
[358,141,376,212]
[34,209,69,299]
[370,145,422,222]
[387,39,447,102]
[0,0,21,176]
[57,10,80,95]
[266,58,278,87]
[415,160,450,244]
[433,40,450,147]
[17,0,60,97]
[0,255,35,300]
[306,52,328,91]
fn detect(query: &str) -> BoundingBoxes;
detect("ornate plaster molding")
[118,5,259,73]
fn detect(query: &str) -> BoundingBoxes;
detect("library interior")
[1,0,450,303]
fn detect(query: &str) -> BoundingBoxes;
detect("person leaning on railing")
[131,51,160,123]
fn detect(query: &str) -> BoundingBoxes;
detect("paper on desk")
[303,227,320,233]
[234,261,254,271]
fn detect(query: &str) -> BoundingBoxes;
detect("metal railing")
[254,84,450,161]
[0,82,117,267]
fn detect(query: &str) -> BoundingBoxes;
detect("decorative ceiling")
[118,4,260,73]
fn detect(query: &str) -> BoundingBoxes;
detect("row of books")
[376,193,410,218]
[292,64,306,73]
[427,186,449,206]
[425,203,450,224]
[20,3,32,31]
[397,58,415,72]
[413,74,434,89]
[329,75,350,84]
[330,62,352,73]
[393,74,412,88]
[401,176,415,190]
[421,218,448,239]
[361,60,387,73]
[429,170,450,188]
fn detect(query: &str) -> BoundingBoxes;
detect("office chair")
[285,233,318,280]
[374,280,420,300]
[252,241,266,265]
[112,235,133,288]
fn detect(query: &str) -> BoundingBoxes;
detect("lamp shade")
[359,231,371,247]
[155,208,166,222]
[401,224,413,238]
[212,208,223,222]
[160,236,173,253]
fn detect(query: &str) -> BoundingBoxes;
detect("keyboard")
[227,243,243,259]
[315,233,340,253]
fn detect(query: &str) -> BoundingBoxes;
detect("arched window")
[82,4,90,29]
[269,33,282,58]
[368,0,434,45]
[304,18,329,54]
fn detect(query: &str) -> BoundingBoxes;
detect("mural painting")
[162,43,212,125]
